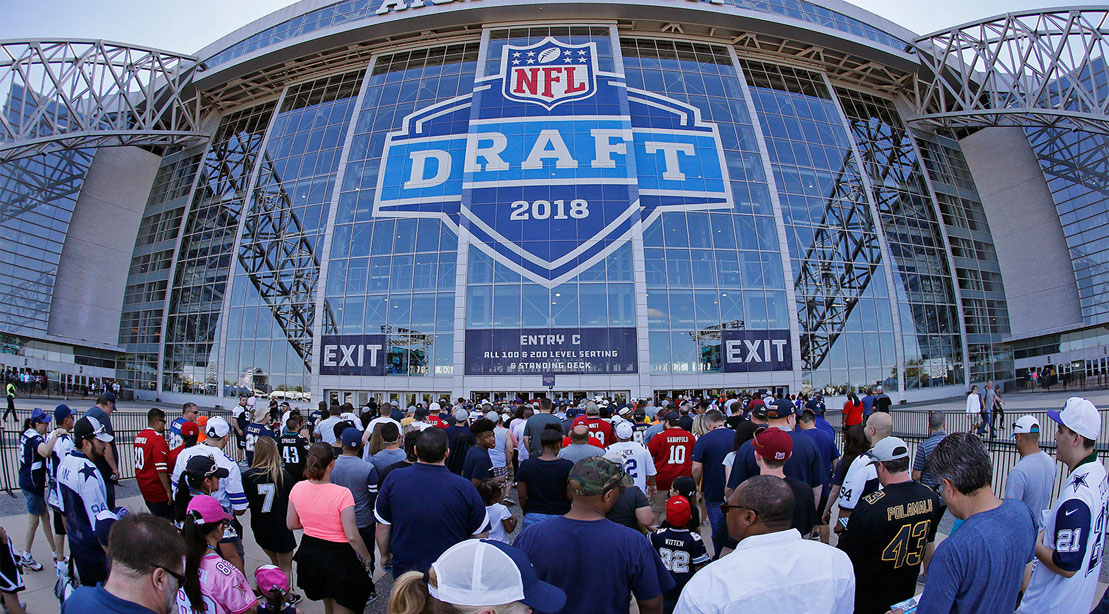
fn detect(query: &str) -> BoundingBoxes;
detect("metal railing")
[0,408,245,495]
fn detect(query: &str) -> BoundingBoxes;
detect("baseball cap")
[869,436,910,463]
[664,411,681,425]
[569,457,632,496]
[614,421,634,440]
[469,410,483,421]
[30,407,52,424]
[665,495,692,528]
[618,406,632,418]
[766,398,795,419]
[185,455,230,480]
[205,416,230,439]
[180,421,199,438]
[1049,397,1101,441]
[753,427,792,461]
[454,408,469,422]
[1011,415,1040,439]
[73,416,113,442]
[103,391,116,403]
[186,494,229,524]
[340,427,362,448]
[633,408,645,419]
[485,410,499,422]
[255,565,290,598]
[430,539,565,611]
[53,404,74,423]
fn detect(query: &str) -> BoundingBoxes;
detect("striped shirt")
[912,430,946,489]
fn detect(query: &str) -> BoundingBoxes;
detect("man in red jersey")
[571,402,615,447]
[647,411,695,524]
[134,408,172,520]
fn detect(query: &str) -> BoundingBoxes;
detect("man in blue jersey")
[58,417,121,586]
[243,416,275,466]
[166,402,199,450]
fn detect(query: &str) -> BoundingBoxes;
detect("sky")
[0,0,1083,55]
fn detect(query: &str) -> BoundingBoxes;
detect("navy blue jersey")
[18,430,46,494]
[631,422,651,445]
[58,451,117,584]
[244,423,275,464]
[649,526,709,608]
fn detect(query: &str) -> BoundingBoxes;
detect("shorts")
[52,508,66,536]
[0,537,23,594]
[22,491,44,516]
[651,490,669,519]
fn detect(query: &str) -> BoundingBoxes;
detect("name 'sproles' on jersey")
[402,130,699,190]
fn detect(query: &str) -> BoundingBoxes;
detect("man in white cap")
[1018,398,1109,614]
[604,421,657,497]
[1005,415,1056,532]
[170,416,249,568]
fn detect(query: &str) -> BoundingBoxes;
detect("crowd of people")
[0,388,1103,614]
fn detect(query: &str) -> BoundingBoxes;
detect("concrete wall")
[48,147,162,347]
[959,127,1084,341]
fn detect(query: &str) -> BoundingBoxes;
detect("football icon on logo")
[537,48,561,64]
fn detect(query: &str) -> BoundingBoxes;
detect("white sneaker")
[19,553,41,572]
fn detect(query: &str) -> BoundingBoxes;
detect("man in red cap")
[752,428,817,538]
[650,496,709,614]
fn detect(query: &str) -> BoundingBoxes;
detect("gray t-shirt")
[984,387,998,411]
[370,448,406,475]
[558,443,605,464]
[331,454,379,528]
[1004,451,1056,530]
[524,413,563,456]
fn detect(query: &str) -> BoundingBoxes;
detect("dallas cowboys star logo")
[79,463,99,482]
[1073,472,1089,493]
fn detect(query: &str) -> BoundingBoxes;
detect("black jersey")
[838,481,944,614]
[244,423,275,464]
[241,468,296,553]
[785,476,818,537]
[649,526,709,611]
[279,432,309,482]
[631,422,650,445]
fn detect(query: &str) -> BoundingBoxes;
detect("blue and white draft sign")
[373,37,733,286]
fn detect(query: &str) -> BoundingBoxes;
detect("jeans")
[145,499,173,521]
[523,512,561,528]
[705,500,727,560]
[357,525,377,570]
[977,410,997,437]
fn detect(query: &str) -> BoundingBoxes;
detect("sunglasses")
[155,565,187,587]
[720,503,757,516]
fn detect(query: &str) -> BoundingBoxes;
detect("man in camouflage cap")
[514,457,674,614]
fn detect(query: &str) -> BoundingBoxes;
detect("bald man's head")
[734,475,794,531]
[570,423,591,443]
[865,412,892,445]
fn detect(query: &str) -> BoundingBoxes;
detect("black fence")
[0,408,245,496]
[826,407,1109,502]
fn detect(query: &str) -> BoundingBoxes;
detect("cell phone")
[838,517,849,529]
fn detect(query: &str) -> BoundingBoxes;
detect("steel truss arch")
[0,39,206,162]
[909,8,1109,135]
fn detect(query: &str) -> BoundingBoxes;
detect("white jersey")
[837,452,880,511]
[46,433,75,511]
[1019,459,1109,614]
[604,441,657,494]
[170,442,248,513]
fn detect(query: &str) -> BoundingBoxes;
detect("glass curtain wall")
[917,133,1013,384]
[620,39,784,375]
[835,88,963,389]
[163,102,276,394]
[741,60,896,393]
[328,43,480,377]
[118,153,201,391]
[223,71,365,397]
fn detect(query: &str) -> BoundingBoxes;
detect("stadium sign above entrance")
[373,37,733,286]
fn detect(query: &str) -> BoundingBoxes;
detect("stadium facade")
[1,1,1107,407]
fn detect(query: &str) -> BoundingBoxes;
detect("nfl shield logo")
[502,38,597,110]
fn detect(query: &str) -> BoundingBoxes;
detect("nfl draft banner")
[372,36,733,375]
[466,328,638,375]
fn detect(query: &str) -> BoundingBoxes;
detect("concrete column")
[959,127,1083,339]
[48,146,162,347]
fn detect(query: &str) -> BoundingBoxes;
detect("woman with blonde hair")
[243,435,298,597]
[288,442,374,614]
[388,539,564,614]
